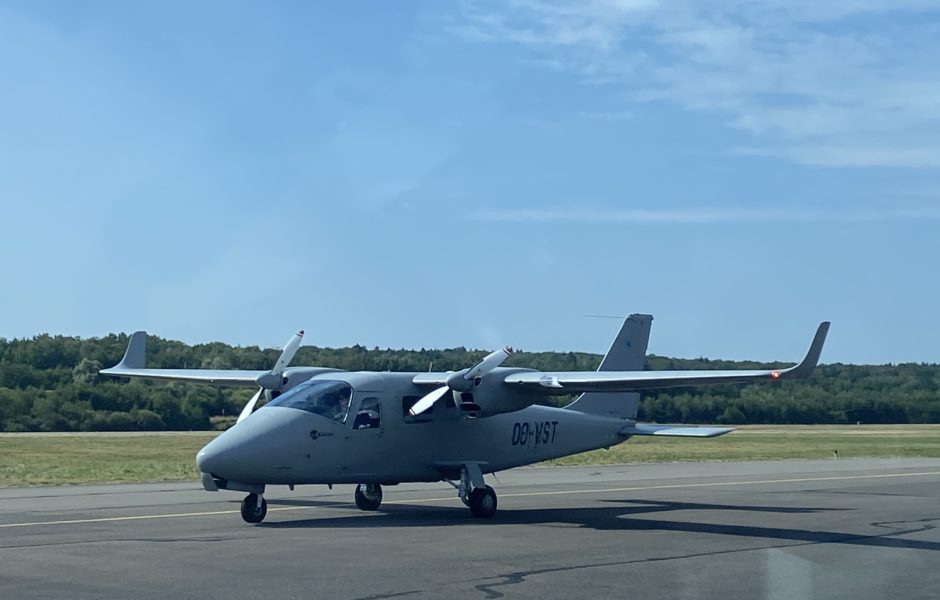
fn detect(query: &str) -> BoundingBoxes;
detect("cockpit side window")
[264,380,352,422]
[352,397,381,429]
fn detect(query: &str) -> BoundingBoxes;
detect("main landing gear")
[467,485,497,518]
[241,492,267,524]
[453,463,497,518]
[355,483,383,511]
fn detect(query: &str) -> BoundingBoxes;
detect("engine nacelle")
[462,368,546,417]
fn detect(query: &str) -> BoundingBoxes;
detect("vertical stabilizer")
[566,314,652,419]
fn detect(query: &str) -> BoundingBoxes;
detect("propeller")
[409,347,513,416]
[236,330,304,424]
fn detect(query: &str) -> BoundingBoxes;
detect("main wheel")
[468,485,497,518]
[355,483,383,511]
[240,493,267,524]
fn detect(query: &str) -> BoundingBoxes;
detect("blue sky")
[2,0,939,364]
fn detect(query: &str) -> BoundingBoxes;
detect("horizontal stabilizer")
[620,424,734,438]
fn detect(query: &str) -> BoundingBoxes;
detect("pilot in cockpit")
[333,395,350,421]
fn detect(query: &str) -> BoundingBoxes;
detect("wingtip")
[102,331,148,373]
[785,321,830,378]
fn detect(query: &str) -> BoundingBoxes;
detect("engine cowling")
[456,368,544,417]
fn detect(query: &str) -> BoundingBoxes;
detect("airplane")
[100,315,830,523]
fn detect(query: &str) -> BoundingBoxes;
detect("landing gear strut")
[455,463,497,518]
[240,492,267,524]
[355,483,383,511]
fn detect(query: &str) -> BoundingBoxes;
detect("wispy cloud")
[471,206,940,224]
[450,0,940,169]
[577,110,634,121]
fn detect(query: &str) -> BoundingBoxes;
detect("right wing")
[99,331,267,387]
[503,322,829,394]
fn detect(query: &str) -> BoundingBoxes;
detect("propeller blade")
[409,386,450,416]
[237,387,265,424]
[256,329,305,389]
[411,347,514,417]
[464,347,514,381]
[271,330,304,377]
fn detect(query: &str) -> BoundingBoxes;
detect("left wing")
[503,321,829,394]
[100,331,274,387]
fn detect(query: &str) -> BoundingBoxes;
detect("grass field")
[0,432,216,487]
[548,424,940,466]
[1,425,938,487]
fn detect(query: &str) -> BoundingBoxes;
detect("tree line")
[0,333,937,431]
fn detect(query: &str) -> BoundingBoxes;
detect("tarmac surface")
[2,458,939,599]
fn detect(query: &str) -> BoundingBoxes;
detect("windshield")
[264,380,352,422]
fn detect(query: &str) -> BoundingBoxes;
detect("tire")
[468,485,497,518]
[355,484,383,511]
[240,493,267,524]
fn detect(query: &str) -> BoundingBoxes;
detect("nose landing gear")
[241,493,267,523]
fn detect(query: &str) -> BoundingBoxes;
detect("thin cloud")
[451,0,940,169]
[471,206,940,224]
[577,110,634,121]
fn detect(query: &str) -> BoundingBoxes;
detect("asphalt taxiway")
[2,458,939,599]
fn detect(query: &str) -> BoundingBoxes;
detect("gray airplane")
[101,315,829,523]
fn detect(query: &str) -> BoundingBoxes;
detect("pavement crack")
[347,591,423,600]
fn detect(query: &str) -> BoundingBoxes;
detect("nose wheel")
[241,493,267,523]
[355,483,383,511]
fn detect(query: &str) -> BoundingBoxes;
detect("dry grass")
[0,432,216,486]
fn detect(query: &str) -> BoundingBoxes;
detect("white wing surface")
[99,331,268,387]
[502,322,829,394]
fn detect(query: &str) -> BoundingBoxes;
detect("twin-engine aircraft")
[101,315,829,523]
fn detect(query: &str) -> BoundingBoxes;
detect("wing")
[503,322,829,394]
[99,331,267,387]
[100,367,268,386]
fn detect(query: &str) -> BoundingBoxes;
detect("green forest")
[1,333,938,432]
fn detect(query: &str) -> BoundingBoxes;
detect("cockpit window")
[264,380,352,422]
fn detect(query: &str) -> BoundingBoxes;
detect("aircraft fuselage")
[196,371,628,487]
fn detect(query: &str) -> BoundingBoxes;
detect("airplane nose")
[196,427,259,479]
[196,437,242,477]
[196,406,309,483]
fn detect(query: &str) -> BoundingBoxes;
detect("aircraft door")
[339,394,388,479]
